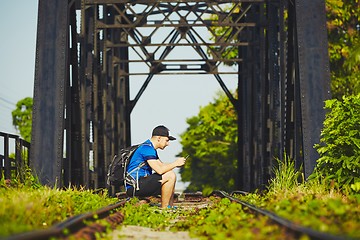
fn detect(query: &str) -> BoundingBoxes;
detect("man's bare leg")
[168,182,176,206]
[160,170,176,208]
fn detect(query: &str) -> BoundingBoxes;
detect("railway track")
[5,191,351,240]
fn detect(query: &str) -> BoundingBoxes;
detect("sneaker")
[167,205,178,209]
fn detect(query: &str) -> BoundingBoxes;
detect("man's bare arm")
[147,157,186,174]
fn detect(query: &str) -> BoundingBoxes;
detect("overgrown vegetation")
[237,155,360,239]
[110,155,359,239]
[2,151,359,239]
[171,198,298,240]
[0,173,117,237]
[314,94,360,193]
[267,154,303,194]
[113,163,360,239]
[121,198,182,230]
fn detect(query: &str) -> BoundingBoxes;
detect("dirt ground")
[109,225,196,240]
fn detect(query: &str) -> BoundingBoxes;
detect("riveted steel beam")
[294,0,331,178]
[31,0,69,187]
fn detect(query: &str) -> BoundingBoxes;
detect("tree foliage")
[326,0,360,98]
[314,94,360,192]
[12,97,33,142]
[178,92,238,195]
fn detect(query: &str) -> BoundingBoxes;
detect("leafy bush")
[314,94,360,192]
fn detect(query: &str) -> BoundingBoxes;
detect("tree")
[326,0,360,99]
[12,97,33,142]
[178,92,238,195]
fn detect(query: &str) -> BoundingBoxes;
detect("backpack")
[106,144,141,187]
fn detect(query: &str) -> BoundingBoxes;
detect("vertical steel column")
[79,2,95,187]
[92,5,101,189]
[31,0,69,187]
[238,13,251,191]
[247,5,258,191]
[238,3,264,191]
[117,5,131,149]
[252,4,267,189]
[101,4,114,189]
[294,0,331,177]
[90,5,105,188]
[67,2,83,187]
[286,1,304,170]
[267,2,282,172]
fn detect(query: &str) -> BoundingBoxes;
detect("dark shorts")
[126,173,162,197]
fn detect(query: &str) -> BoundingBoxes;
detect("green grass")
[0,178,117,237]
[1,156,359,239]
[237,155,360,239]
[171,197,301,240]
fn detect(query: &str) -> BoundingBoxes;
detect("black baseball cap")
[152,125,176,141]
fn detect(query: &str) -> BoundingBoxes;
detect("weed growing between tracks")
[0,178,118,237]
[121,198,183,230]
[117,154,357,240]
[237,184,360,239]
[1,154,359,239]
[171,197,300,240]
[236,155,360,239]
[107,197,301,240]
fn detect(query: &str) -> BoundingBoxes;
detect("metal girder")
[31,0,69,187]
[237,0,330,191]
[65,2,83,187]
[237,2,266,191]
[30,0,330,191]
[85,1,253,76]
[77,0,257,189]
[294,0,331,178]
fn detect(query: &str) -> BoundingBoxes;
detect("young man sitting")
[126,125,186,208]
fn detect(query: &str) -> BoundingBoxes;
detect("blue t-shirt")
[126,139,158,184]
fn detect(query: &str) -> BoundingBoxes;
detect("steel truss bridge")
[30,0,330,192]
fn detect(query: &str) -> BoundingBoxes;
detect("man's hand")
[175,157,186,167]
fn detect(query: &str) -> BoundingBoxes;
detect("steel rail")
[212,190,351,240]
[6,199,129,240]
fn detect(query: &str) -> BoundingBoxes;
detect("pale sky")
[0,1,238,190]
